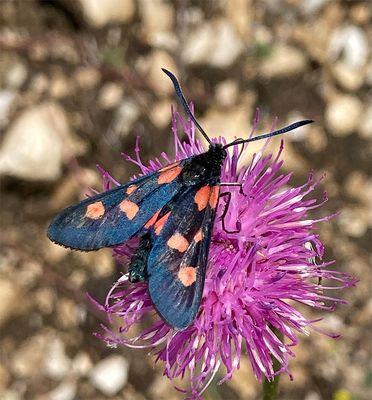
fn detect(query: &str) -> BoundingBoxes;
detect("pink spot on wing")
[158,166,183,184]
[85,201,105,219]
[119,200,139,220]
[194,186,210,211]
[167,233,189,252]
[126,185,137,194]
[178,266,197,287]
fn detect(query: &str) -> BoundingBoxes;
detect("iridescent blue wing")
[147,184,220,329]
[47,163,185,251]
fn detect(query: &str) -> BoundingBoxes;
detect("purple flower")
[90,107,356,397]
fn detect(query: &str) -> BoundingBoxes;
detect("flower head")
[91,107,356,397]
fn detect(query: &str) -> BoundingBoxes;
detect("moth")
[48,69,313,329]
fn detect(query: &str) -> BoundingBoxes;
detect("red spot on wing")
[85,201,105,219]
[126,185,137,195]
[194,229,203,243]
[158,161,180,173]
[119,200,139,220]
[178,266,197,287]
[154,211,170,235]
[144,209,161,229]
[167,233,189,252]
[209,185,220,209]
[194,186,211,211]
[158,166,183,184]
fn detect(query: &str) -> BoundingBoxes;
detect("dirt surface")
[0,1,371,399]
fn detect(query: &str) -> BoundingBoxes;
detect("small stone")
[358,103,372,139]
[17,260,43,287]
[0,278,22,327]
[350,3,371,25]
[45,239,70,263]
[47,380,77,400]
[98,83,124,109]
[182,19,244,68]
[366,62,372,86]
[226,0,252,40]
[30,73,49,94]
[89,355,129,396]
[34,287,55,315]
[147,50,178,95]
[215,80,238,107]
[90,249,114,278]
[345,171,372,206]
[325,94,363,136]
[44,337,71,380]
[0,390,22,400]
[328,25,369,69]
[0,363,10,391]
[260,44,307,78]
[72,352,93,376]
[0,102,83,181]
[74,67,101,90]
[139,0,174,36]
[79,0,135,27]
[5,62,28,88]
[29,42,48,61]
[0,90,16,126]
[149,99,172,129]
[69,269,88,288]
[305,126,328,152]
[338,208,368,238]
[300,0,329,15]
[148,31,178,51]
[50,74,73,99]
[56,298,81,328]
[332,62,364,92]
[113,98,140,136]
[11,334,48,378]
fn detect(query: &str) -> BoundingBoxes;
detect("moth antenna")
[162,68,212,144]
[223,120,314,150]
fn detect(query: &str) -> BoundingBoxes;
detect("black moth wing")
[146,183,220,329]
[47,163,185,251]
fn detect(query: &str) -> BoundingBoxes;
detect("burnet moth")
[47,69,313,329]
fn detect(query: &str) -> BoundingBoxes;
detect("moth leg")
[219,192,242,234]
[220,182,246,196]
[128,233,152,283]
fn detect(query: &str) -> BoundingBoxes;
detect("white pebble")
[182,19,244,68]
[0,90,16,126]
[44,337,71,380]
[79,0,135,27]
[325,94,363,136]
[48,380,77,400]
[0,102,78,181]
[5,63,28,89]
[328,25,369,69]
[89,355,129,396]
[260,44,307,78]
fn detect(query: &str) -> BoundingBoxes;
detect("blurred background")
[0,1,371,399]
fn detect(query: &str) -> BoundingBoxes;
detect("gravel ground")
[0,1,371,399]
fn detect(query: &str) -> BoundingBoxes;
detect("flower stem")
[262,362,281,400]
[262,329,283,400]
